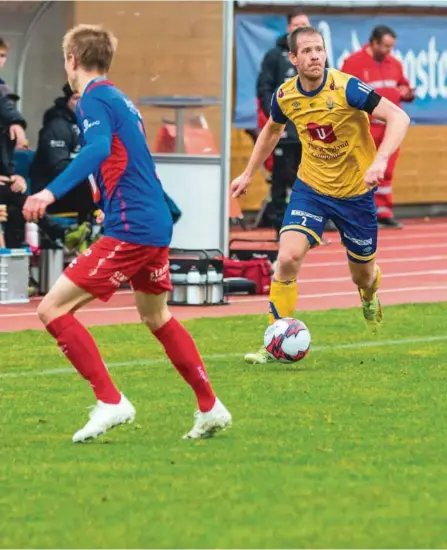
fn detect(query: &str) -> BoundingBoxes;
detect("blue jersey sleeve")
[46,95,113,200]
[345,77,375,111]
[270,90,288,124]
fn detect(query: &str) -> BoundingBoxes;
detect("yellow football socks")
[360,264,382,302]
[268,278,297,325]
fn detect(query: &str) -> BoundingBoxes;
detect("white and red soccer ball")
[264,318,311,363]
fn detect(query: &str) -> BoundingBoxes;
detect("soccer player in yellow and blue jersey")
[231,26,410,364]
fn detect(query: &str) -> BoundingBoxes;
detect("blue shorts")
[281,179,378,263]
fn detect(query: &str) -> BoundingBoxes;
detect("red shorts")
[65,236,173,302]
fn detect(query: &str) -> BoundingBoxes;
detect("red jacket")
[341,45,414,122]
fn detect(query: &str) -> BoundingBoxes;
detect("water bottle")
[206,265,218,304]
[171,264,187,304]
[215,269,224,303]
[25,222,39,248]
[186,266,203,305]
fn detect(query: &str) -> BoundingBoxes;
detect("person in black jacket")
[0,85,28,247]
[0,86,80,251]
[256,11,334,236]
[30,83,95,226]
[256,11,310,234]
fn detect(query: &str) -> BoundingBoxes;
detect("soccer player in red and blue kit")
[23,24,232,443]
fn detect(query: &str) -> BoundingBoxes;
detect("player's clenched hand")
[22,190,55,222]
[364,154,388,190]
[231,172,251,198]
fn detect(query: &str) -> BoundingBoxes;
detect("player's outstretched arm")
[364,97,410,189]
[23,98,113,222]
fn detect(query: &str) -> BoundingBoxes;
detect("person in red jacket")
[341,25,415,229]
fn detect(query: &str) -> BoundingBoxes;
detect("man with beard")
[232,27,410,364]
[341,25,415,229]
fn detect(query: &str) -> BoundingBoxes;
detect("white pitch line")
[230,285,447,303]
[2,285,447,320]
[314,242,447,256]
[1,334,447,380]
[302,255,447,269]
[378,231,447,243]
[297,269,447,284]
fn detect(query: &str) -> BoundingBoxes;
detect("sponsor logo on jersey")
[307,122,337,144]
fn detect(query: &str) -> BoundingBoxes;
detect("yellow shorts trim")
[347,249,376,262]
[280,224,321,244]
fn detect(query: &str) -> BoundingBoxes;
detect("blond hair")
[63,24,118,73]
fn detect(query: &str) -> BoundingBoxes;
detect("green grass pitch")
[1,302,447,548]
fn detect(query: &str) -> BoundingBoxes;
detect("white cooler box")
[0,248,31,304]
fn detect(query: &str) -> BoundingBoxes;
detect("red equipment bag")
[223,256,273,295]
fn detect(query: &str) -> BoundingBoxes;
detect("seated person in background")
[0,84,28,248]
[0,85,84,250]
[30,83,94,243]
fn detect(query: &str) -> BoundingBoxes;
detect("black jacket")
[0,93,27,176]
[256,34,329,143]
[30,97,81,193]
[257,35,299,142]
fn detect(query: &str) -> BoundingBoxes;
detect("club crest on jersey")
[307,123,337,144]
[326,97,334,110]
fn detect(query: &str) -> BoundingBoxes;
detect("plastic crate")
[0,248,32,304]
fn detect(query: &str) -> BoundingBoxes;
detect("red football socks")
[153,317,216,412]
[46,314,121,404]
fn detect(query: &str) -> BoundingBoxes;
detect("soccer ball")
[264,318,311,363]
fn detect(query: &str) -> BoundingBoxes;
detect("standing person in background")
[256,10,310,237]
[341,25,415,229]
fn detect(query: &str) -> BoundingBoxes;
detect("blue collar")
[296,68,328,97]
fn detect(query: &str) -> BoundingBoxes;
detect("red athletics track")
[1,218,447,333]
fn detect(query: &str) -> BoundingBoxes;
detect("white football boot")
[72,394,136,443]
[183,398,232,440]
[244,345,274,365]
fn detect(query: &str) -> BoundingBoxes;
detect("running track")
[1,218,447,333]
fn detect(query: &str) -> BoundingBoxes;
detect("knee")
[351,265,376,288]
[276,248,304,277]
[37,298,54,326]
[37,294,62,326]
[140,308,171,332]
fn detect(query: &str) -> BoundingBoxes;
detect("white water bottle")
[215,270,224,303]
[186,266,203,305]
[171,264,187,303]
[25,222,39,248]
[206,265,218,304]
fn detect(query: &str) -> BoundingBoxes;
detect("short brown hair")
[62,24,117,73]
[287,26,324,55]
[287,9,308,24]
[0,37,8,51]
